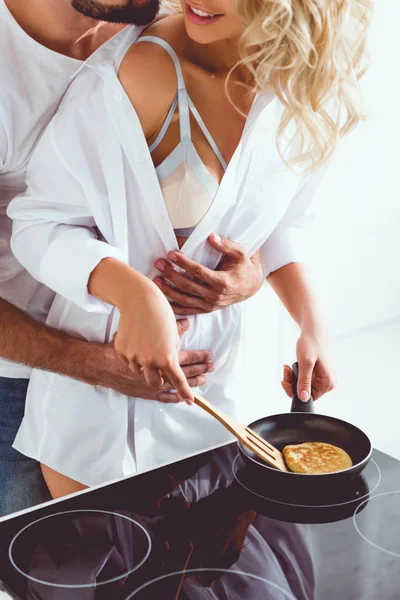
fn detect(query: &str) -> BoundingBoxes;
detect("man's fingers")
[154,277,211,311]
[171,304,208,316]
[297,357,315,402]
[179,349,214,366]
[181,361,215,379]
[156,391,183,403]
[161,351,214,386]
[154,261,210,298]
[176,318,190,336]
[207,233,247,260]
[167,251,218,286]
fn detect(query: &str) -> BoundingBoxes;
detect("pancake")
[282,442,353,474]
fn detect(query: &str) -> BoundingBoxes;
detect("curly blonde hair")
[164,0,373,172]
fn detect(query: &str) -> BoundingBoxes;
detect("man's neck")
[5,0,124,59]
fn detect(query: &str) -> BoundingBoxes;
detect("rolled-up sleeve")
[261,160,332,277]
[7,116,124,313]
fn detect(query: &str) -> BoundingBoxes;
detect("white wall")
[305,0,400,337]
[276,1,400,459]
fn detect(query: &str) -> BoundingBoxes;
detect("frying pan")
[239,362,372,493]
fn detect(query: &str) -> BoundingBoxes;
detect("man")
[0,0,264,516]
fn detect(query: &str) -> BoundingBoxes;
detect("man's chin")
[70,0,161,25]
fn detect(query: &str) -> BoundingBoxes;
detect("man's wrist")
[63,336,113,387]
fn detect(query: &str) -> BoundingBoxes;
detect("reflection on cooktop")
[354,491,400,558]
[8,510,151,589]
[0,444,399,600]
[232,453,382,523]
[124,568,296,599]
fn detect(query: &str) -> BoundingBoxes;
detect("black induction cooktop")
[0,443,399,599]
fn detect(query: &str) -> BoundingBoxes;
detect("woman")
[8,0,371,498]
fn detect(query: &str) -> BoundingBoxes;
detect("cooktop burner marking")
[232,454,381,508]
[8,509,152,589]
[125,568,296,599]
[353,491,400,558]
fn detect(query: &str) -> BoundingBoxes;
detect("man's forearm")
[267,263,325,332]
[0,298,215,400]
[0,298,104,384]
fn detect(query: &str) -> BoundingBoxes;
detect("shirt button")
[115,91,123,100]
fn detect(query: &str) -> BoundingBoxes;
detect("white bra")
[135,36,227,237]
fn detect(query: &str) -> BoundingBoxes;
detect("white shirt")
[8,26,331,485]
[0,0,83,377]
[0,1,135,378]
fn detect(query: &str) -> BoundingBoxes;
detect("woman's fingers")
[127,358,143,376]
[158,373,207,402]
[283,364,292,384]
[280,365,293,398]
[311,386,324,401]
[281,380,292,398]
[297,357,316,402]
[163,361,194,405]
[143,364,164,389]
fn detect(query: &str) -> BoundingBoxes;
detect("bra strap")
[149,93,178,153]
[136,36,191,142]
[187,96,227,171]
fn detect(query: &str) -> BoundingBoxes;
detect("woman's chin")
[183,21,222,45]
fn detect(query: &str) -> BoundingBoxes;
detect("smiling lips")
[186,2,224,25]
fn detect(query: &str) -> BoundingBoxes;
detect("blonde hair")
[165,0,373,172]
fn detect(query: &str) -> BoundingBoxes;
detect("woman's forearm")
[267,262,325,333]
[88,257,157,310]
[88,258,193,402]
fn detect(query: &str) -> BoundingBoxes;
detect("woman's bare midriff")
[176,235,188,249]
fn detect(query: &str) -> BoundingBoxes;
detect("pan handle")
[291,362,314,413]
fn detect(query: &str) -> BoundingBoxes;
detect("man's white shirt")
[0,0,85,377]
[0,0,135,377]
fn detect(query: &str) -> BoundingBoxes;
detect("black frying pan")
[239,362,372,493]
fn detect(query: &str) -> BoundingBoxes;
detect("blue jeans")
[0,376,51,516]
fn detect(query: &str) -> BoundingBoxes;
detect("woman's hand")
[281,328,337,401]
[88,258,195,404]
[114,278,194,404]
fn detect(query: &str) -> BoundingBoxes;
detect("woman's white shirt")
[8,27,330,485]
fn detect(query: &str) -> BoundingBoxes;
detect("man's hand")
[97,317,214,402]
[95,343,215,403]
[153,233,265,316]
[0,300,213,402]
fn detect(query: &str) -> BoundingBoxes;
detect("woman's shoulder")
[118,15,187,140]
[139,13,188,51]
